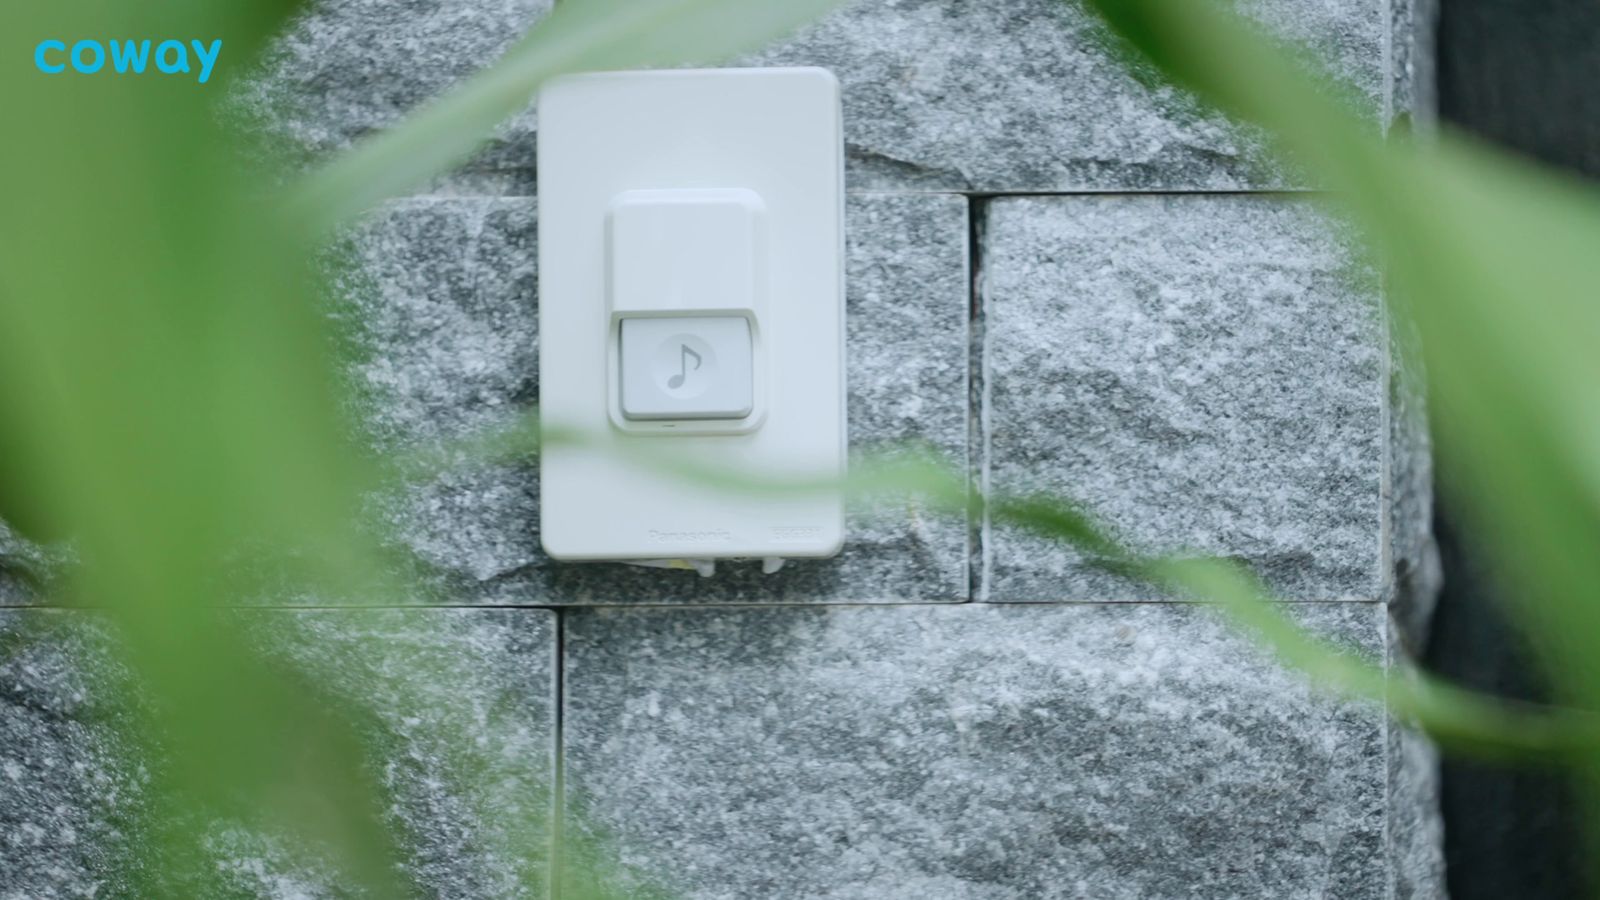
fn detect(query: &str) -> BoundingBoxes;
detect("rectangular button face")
[620,316,754,420]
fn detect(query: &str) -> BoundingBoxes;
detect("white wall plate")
[538,68,846,562]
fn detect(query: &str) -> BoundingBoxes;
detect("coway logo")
[34,39,223,84]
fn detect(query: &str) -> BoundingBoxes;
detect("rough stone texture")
[1390,723,1447,899]
[1386,613,1448,900]
[0,522,55,607]
[221,608,559,898]
[241,0,1395,192]
[0,608,557,898]
[234,0,553,170]
[0,611,148,899]
[1387,308,1441,652]
[747,0,1387,191]
[336,198,541,453]
[0,562,34,607]
[982,195,1384,602]
[345,194,969,605]
[0,571,29,606]
[1382,0,1443,651]
[334,197,542,593]
[1382,304,1446,890]
[1393,0,1439,133]
[564,602,1391,900]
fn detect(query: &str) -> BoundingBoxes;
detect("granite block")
[345,194,969,605]
[1387,310,1440,651]
[336,197,542,589]
[747,0,1389,191]
[1392,0,1438,131]
[1388,722,1446,899]
[0,608,558,898]
[235,0,553,170]
[0,521,55,607]
[1385,612,1447,899]
[336,197,541,450]
[562,602,1394,899]
[0,611,148,899]
[221,608,560,898]
[0,561,34,607]
[242,0,1400,192]
[981,195,1384,602]
[0,571,30,606]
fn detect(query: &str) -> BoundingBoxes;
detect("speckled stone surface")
[334,197,543,592]
[0,608,557,898]
[0,522,55,607]
[343,194,969,605]
[336,198,541,452]
[234,0,552,170]
[1387,311,1440,651]
[0,611,148,899]
[982,195,1384,602]
[563,602,1391,899]
[240,0,1403,191]
[1389,723,1446,899]
[746,0,1388,191]
[219,608,559,898]
[1392,0,1437,132]
[0,572,29,606]
[1386,613,1448,899]
[0,563,34,607]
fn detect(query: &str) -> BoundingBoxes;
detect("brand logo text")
[648,529,733,545]
[35,39,223,84]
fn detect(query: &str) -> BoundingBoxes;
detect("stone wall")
[0,0,1444,897]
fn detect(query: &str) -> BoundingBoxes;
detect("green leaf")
[3,0,848,892]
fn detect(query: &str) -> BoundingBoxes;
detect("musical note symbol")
[667,343,702,389]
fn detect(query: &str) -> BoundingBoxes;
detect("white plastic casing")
[538,68,846,562]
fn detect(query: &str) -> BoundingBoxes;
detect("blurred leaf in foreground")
[0,0,415,889]
[1,0,853,892]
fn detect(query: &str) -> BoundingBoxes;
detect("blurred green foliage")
[7,0,1600,894]
[0,0,845,894]
[1077,0,1600,881]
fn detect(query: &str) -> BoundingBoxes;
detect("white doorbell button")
[620,316,754,420]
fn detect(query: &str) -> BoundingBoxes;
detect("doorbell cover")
[537,67,846,563]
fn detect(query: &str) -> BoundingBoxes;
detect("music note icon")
[667,343,702,389]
